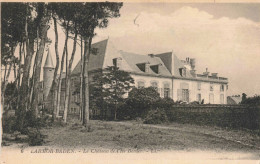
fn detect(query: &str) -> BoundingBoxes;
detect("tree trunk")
[17,14,35,130]
[51,16,60,121]
[56,21,69,118]
[16,42,23,112]
[31,12,50,119]
[80,36,83,121]
[13,62,17,80]
[63,24,78,123]
[29,39,39,108]
[82,37,93,126]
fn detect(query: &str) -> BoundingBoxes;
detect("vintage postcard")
[1,1,260,163]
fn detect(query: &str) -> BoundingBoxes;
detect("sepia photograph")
[1,1,260,163]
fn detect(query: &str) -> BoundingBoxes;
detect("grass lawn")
[41,116,260,153]
[2,116,260,160]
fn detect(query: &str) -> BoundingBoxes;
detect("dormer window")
[150,64,162,74]
[179,67,186,77]
[137,62,150,73]
[113,57,122,68]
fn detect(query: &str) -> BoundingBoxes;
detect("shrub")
[241,95,260,105]
[26,127,45,146]
[23,110,51,129]
[2,115,17,133]
[124,87,161,118]
[143,109,169,124]
[154,98,175,111]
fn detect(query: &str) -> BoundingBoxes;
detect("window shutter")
[177,89,182,101]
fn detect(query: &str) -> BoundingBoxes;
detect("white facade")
[70,39,229,105]
[129,74,227,104]
[172,79,227,104]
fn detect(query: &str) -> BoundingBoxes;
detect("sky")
[6,3,260,97]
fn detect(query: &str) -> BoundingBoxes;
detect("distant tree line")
[241,93,260,105]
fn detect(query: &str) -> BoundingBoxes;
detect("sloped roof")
[173,54,193,78]
[155,52,193,78]
[44,49,54,68]
[155,52,172,74]
[120,51,172,76]
[228,96,242,104]
[72,39,108,75]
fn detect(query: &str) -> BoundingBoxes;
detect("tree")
[241,94,260,105]
[50,3,78,119]
[242,93,247,103]
[75,2,123,126]
[126,87,161,118]
[30,3,51,118]
[1,3,27,113]
[74,66,134,120]
[50,10,59,121]
[102,66,134,120]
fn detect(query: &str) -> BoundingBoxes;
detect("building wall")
[61,69,228,116]
[130,74,172,98]
[173,78,227,104]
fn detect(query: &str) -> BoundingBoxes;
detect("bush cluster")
[2,115,17,133]
[2,110,50,146]
[241,95,260,105]
[116,87,175,124]
[143,108,169,124]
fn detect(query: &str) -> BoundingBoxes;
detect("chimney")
[203,68,209,76]
[190,70,196,77]
[190,58,196,70]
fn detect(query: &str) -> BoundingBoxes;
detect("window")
[197,82,201,90]
[163,83,170,98]
[113,58,117,67]
[220,84,224,92]
[150,65,159,74]
[151,81,158,91]
[210,83,214,91]
[137,81,145,88]
[220,94,224,104]
[177,89,189,102]
[197,94,201,102]
[136,63,149,73]
[182,89,189,102]
[113,57,122,68]
[179,67,187,77]
[209,93,214,104]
